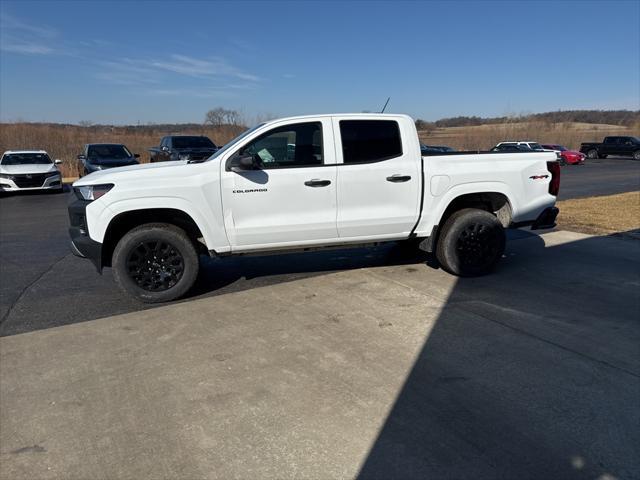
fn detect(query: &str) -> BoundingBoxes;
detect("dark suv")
[78,144,140,176]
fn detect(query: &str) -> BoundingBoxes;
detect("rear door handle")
[304,179,331,187]
[386,175,411,183]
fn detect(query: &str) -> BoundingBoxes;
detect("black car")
[420,144,456,155]
[148,135,218,163]
[78,144,139,176]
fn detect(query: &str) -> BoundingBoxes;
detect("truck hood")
[74,160,189,186]
[0,164,59,175]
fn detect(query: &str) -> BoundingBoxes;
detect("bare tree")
[205,107,243,126]
[204,108,227,126]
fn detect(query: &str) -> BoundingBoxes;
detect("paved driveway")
[1,230,639,479]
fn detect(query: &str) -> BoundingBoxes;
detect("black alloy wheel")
[454,222,502,272]
[126,240,185,292]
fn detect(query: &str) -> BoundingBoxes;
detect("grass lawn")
[556,191,640,236]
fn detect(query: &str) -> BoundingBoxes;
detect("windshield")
[173,136,216,149]
[1,153,52,165]
[88,144,132,160]
[528,143,544,151]
[206,124,266,161]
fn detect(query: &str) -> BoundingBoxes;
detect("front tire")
[112,223,199,303]
[633,150,640,160]
[436,208,505,277]
[587,149,599,160]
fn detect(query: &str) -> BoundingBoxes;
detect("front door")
[220,119,338,249]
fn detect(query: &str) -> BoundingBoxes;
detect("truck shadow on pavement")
[188,241,433,298]
[357,231,640,479]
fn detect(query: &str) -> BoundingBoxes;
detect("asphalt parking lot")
[1,157,639,479]
[1,157,638,336]
[557,157,640,200]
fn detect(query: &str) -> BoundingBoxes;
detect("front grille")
[13,173,47,188]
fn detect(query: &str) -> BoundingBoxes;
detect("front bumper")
[68,198,103,272]
[0,174,62,191]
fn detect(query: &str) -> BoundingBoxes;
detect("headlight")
[74,183,114,201]
[45,171,61,178]
[0,173,12,180]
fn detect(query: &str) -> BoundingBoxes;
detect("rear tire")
[436,208,505,277]
[587,149,598,159]
[112,223,199,303]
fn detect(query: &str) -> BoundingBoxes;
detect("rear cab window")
[339,120,402,163]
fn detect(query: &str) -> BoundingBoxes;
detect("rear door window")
[340,120,402,163]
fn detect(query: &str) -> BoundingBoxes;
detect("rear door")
[220,119,338,248]
[333,117,421,238]
[621,137,637,156]
[602,137,619,155]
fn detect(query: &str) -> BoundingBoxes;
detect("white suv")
[0,150,64,192]
[495,141,558,152]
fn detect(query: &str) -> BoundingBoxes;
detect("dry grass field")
[556,191,640,236]
[419,121,638,151]
[1,120,638,178]
[0,123,245,177]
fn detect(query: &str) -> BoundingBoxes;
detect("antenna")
[380,97,391,113]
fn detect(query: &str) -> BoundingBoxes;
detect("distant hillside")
[416,110,640,129]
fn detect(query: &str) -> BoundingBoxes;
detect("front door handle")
[305,179,331,187]
[386,174,411,183]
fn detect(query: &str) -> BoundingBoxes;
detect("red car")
[542,144,586,165]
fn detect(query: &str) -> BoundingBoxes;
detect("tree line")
[415,110,640,130]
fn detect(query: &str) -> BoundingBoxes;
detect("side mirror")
[77,154,86,160]
[54,159,63,165]
[231,154,258,172]
[134,153,140,158]
[161,146,169,152]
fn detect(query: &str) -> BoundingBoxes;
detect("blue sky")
[1,0,639,125]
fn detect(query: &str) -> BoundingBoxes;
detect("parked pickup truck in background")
[69,114,560,303]
[580,136,640,160]
[148,135,218,162]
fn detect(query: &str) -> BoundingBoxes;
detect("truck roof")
[260,113,413,126]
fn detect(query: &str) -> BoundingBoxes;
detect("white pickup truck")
[69,114,559,302]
